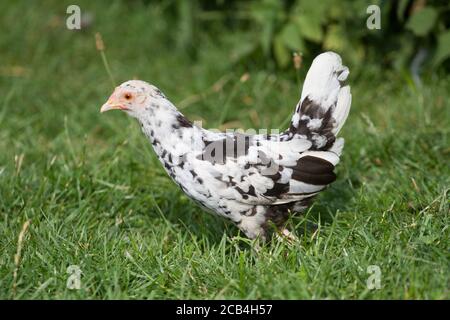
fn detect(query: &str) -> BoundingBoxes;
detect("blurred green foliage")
[164,0,450,74]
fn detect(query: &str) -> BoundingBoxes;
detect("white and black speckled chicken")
[100,52,351,240]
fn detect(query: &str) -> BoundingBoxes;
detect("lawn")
[0,1,448,299]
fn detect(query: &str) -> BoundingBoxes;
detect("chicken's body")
[101,52,352,239]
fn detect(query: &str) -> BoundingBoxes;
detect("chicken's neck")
[137,101,203,162]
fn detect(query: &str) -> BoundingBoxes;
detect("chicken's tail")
[287,52,351,152]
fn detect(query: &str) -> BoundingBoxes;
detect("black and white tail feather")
[288,51,351,153]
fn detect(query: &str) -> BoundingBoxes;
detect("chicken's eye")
[124,93,132,100]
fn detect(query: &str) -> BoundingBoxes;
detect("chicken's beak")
[100,102,122,113]
[101,91,131,113]
[100,98,130,113]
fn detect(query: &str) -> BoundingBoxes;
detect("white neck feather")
[137,99,203,159]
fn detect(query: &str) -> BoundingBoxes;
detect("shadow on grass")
[146,174,360,247]
[290,176,360,237]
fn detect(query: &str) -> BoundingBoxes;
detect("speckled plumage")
[101,52,352,239]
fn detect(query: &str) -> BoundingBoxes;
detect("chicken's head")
[100,80,166,118]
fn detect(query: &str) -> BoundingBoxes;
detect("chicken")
[100,52,352,240]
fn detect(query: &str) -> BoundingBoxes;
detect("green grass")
[0,1,449,299]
